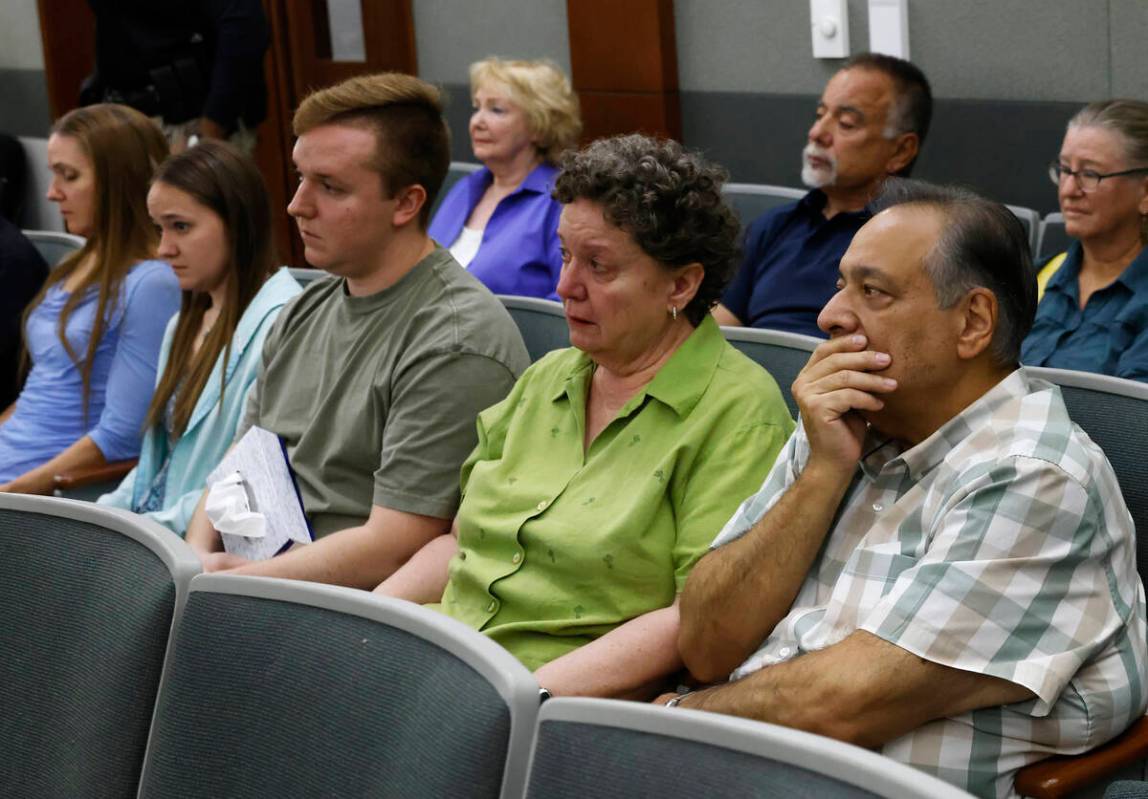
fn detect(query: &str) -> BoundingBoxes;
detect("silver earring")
[670,305,678,321]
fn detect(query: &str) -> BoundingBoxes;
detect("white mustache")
[803,143,836,169]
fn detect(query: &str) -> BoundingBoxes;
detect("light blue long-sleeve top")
[0,260,180,482]
[98,267,302,535]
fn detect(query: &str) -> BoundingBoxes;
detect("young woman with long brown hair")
[0,104,179,492]
[99,139,300,534]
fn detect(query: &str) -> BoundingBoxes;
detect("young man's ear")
[392,184,427,227]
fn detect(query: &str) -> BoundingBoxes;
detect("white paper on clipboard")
[205,426,312,560]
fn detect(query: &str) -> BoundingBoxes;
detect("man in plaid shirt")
[670,180,1147,798]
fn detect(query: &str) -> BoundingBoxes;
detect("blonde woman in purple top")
[0,105,179,493]
[429,57,581,299]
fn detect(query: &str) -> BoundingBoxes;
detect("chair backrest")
[137,575,540,799]
[722,182,806,225]
[287,266,329,287]
[1026,367,1148,578]
[499,294,569,362]
[431,160,484,218]
[17,136,62,231]
[722,326,820,418]
[22,228,85,267]
[523,698,974,798]
[0,494,200,799]
[1037,212,1072,262]
[1005,205,1040,256]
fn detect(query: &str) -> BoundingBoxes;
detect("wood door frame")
[565,0,681,142]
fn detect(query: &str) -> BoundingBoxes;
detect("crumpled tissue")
[205,471,267,539]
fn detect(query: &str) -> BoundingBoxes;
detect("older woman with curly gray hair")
[377,134,794,698]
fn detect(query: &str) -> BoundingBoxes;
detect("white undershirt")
[449,226,484,269]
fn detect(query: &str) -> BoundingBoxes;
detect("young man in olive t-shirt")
[184,73,529,589]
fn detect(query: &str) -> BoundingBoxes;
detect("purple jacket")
[428,162,563,300]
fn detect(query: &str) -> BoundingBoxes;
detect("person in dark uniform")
[0,216,49,408]
[80,0,269,151]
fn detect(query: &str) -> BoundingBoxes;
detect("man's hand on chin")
[793,333,895,477]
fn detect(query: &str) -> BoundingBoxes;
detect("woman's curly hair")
[553,134,741,326]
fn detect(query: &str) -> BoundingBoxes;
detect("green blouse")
[434,316,795,670]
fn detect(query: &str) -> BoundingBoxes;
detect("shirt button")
[459,551,467,560]
[487,600,497,612]
[512,552,522,564]
[779,646,793,658]
[872,502,884,512]
[536,500,548,511]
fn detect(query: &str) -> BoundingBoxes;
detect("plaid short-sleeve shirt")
[712,369,1148,798]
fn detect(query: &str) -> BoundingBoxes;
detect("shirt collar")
[797,189,874,221]
[550,315,727,418]
[1046,240,1148,297]
[858,369,1029,482]
[520,161,559,195]
[1116,243,1148,293]
[472,161,558,198]
[1044,242,1084,301]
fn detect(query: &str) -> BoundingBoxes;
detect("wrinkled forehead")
[1060,123,1136,168]
[841,205,944,283]
[821,67,897,116]
[557,197,653,259]
[473,78,516,102]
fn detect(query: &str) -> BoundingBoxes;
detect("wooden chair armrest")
[52,459,138,491]
[1015,716,1148,798]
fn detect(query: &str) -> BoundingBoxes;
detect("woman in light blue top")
[99,140,301,535]
[0,104,178,492]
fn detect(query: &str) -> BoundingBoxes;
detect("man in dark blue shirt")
[716,54,932,337]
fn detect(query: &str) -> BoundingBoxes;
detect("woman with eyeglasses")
[1022,99,1148,380]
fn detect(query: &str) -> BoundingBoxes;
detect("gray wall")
[0,4,51,137]
[674,0,1147,102]
[4,2,1146,209]
[672,0,1148,213]
[413,0,570,82]
[413,0,571,162]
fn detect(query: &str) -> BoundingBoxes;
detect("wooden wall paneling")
[283,0,416,102]
[565,0,680,141]
[36,0,96,121]
[578,92,682,142]
[362,0,417,74]
[276,0,416,267]
[256,0,302,267]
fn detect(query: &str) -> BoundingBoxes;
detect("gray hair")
[873,179,1037,366]
[1068,99,1148,244]
[843,53,932,176]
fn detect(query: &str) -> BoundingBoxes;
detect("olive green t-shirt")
[435,315,795,670]
[239,247,530,537]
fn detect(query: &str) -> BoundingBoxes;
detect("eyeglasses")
[1048,162,1148,192]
